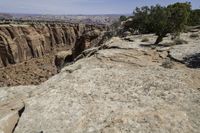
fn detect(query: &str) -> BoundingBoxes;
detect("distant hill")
[0,13,13,19]
[0,13,121,25]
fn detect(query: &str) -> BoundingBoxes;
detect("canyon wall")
[0,23,105,68]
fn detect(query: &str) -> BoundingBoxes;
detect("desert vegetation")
[121,2,200,44]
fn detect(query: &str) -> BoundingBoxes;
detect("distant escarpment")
[0,23,105,68]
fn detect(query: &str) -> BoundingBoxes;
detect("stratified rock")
[0,23,105,68]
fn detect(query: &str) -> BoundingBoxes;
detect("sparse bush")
[141,37,149,42]
[190,34,199,38]
[174,39,188,45]
[161,58,173,69]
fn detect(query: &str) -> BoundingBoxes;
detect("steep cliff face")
[0,23,104,68]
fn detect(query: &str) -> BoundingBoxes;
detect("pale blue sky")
[0,0,199,15]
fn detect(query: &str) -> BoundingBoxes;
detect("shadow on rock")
[184,53,200,68]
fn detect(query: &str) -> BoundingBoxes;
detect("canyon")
[0,23,105,67]
[0,22,106,86]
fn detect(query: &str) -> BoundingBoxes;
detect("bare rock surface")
[169,32,200,64]
[11,37,200,133]
[0,101,25,133]
[0,86,36,103]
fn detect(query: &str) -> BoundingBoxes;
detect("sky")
[0,0,199,15]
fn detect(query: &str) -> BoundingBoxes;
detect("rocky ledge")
[0,32,200,132]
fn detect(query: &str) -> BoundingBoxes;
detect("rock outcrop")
[0,85,36,133]
[0,23,105,68]
[0,101,25,133]
[54,50,73,70]
[1,37,196,133]
[169,32,200,68]
[0,32,200,132]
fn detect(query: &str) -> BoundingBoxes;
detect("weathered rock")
[54,50,72,70]
[169,43,200,63]
[168,31,200,65]
[0,23,104,68]
[12,37,200,133]
[0,86,36,103]
[0,101,25,133]
[123,36,134,42]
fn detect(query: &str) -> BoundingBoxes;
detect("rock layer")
[0,23,104,68]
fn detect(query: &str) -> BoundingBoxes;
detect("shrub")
[188,9,200,26]
[161,58,173,69]
[141,37,149,42]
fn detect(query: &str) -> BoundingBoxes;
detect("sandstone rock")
[54,50,72,70]
[84,29,101,39]
[0,23,105,68]
[0,101,25,133]
[169,42,200,63]
[12,37,200,133]
[0,86,36,103]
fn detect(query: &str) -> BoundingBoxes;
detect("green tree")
[132,6,151,33]
[167,2,191,37]
[148,5,170,44]
[130,2,191,44]
[188,9,200,26]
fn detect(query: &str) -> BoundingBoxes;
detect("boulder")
[0,101,25,133]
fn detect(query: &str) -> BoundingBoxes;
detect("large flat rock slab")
[14,39,200,133]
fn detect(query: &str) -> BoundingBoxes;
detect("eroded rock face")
[55,50,73,70]
[0,23,104,68]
